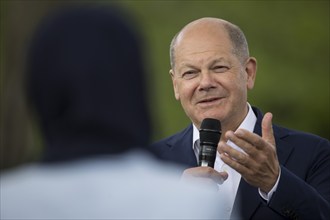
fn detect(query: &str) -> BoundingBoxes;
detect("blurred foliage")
[0,0,329,169]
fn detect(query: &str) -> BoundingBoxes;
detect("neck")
[220,104,249,141]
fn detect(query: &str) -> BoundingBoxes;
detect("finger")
[218,171,229,182]
[234,129,269,151]
[219,141,252,167]
[224,131,256,156]
[220,152,250,175]
[262,112,275,145]
[183,167,215,177]
[182,167,228,185]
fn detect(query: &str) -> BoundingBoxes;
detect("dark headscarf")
[26,5,151,162]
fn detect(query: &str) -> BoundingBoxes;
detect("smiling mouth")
[198,97,222,104]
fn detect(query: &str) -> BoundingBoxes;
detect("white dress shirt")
[192,103,279,217]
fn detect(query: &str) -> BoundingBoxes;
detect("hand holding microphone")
[181,118,227,187]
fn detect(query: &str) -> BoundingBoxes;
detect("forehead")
[175,23,233,59]
[174,24,234,66]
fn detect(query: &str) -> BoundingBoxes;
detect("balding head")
[170,17,249,68]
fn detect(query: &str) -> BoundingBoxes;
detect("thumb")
[262,112,275,145]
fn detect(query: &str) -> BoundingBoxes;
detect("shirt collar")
[192,103,257,150]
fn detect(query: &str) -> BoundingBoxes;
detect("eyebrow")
[209,58,227,66]
[178,57,227,70]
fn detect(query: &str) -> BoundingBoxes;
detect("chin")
[198,112,223,122]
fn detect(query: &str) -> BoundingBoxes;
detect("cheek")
[177,82,196,102]
[232,71,248,89]
[222,76,247,102]
[231,81,248,105]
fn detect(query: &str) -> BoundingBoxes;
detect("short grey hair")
[169,20,249,68]
[169,32,180,68]
[223,22,249,64]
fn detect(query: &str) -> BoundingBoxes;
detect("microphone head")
[200,118,221,145]
[200,118,221,131]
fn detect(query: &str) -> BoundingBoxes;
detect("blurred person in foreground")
[0,7,228,219]
[151,17,330,219]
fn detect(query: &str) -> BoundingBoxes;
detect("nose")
[199,71,216,91]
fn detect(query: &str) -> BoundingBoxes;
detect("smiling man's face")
[170,19,256,130]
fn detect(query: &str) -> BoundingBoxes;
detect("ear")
[245,57,257,90]
[170,69,180,100]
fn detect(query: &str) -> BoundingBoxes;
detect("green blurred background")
[1,0,329,170]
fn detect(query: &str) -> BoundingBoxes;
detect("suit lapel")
[273,127,294,166]
[166,125,197,168]
[233,179,261,219]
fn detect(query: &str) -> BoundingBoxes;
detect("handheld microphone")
[198,118,221,168]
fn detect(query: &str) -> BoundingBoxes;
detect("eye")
[181,70,198,80]
[213,66,228,73]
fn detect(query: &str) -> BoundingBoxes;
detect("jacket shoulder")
[274,124,329,147]
[151,125,192,148]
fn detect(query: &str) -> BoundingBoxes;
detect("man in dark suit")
[151,17,330,219]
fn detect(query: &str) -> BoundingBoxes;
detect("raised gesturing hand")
[219,112,280,192]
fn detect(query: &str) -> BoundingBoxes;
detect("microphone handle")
[198,143,217,168]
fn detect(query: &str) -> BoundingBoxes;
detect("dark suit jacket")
[151,107,330,220]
